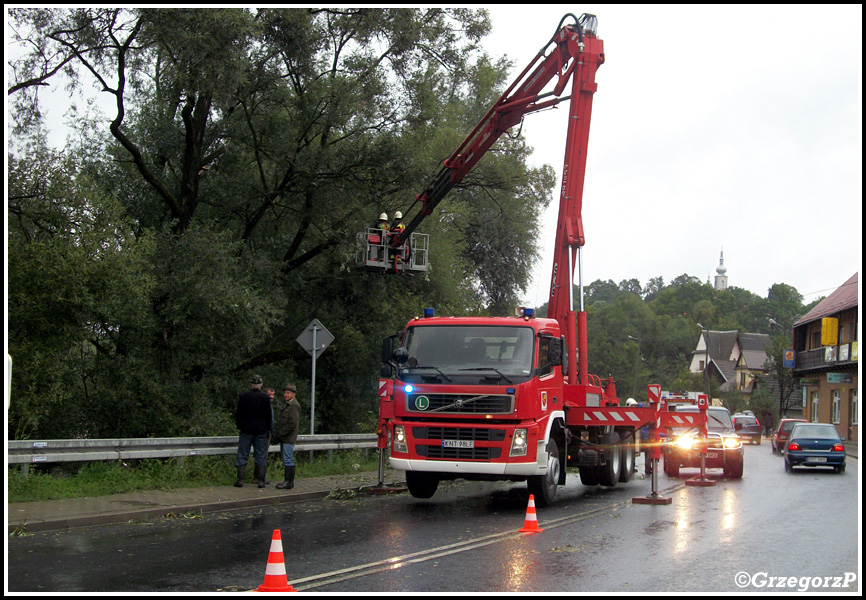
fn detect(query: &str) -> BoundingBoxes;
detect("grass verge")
[8,449,382,503]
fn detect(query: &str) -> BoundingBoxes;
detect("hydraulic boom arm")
[399,13,604,250]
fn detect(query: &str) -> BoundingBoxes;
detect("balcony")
[794,342,858,373]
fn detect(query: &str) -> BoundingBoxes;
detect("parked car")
[663,405,744,479]
[771,418,808,454]
[783,423,846,473]
[733,413,762,445]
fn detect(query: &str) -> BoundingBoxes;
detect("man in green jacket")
[275,383,301,489]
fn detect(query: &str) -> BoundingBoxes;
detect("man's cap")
[250,375,263,384]
[284,383,297,392]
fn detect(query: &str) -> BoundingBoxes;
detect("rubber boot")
[256,465,266,488]
[234,466,245,488]
[276,466,295,490]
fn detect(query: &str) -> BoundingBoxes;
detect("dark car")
[663,405,744,479]
[783,423,846,473]
[733,413,762,444]
[771,418,807,454]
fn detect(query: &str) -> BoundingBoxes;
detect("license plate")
[806,456,827,463]
[706,452,719,459]
[442,440,474,448]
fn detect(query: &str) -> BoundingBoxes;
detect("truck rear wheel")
[598,431,621,487]
[528,439,560,506]
[405,471,439,499]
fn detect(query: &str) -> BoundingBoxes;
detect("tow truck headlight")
[724,437,741,449]
[393,425,407,454]
[510,428,528,457]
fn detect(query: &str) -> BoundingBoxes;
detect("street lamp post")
[628,335,642,400]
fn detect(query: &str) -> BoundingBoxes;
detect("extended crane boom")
[397,13,604,384]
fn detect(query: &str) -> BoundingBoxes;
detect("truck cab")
[381,312,566,502]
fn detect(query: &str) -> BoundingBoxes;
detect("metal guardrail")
[8,434,378,465]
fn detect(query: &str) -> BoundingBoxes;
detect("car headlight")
[724,437,741,449]
[674,435,694,450]
[510,428,528,456]
[393,425,407,453]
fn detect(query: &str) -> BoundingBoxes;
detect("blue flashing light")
[523,308,535,318]
[404,384,415,394]
[507,387,515,394]
[424,307,435,318]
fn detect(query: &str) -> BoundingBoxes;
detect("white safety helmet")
[394,211,403,219]
[626,398,639,406]
[379,213,388,220]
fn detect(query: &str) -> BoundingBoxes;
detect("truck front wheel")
[406,471,439,499]
[528,439,560,506]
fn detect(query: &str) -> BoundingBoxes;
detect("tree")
[756,334,801,420]
[8,8,560,438]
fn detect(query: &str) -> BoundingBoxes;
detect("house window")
[850,390,858,426]
[699,360,705,371]
[811,392,819,422]
[831,390,841,424]
[740,372,746,388]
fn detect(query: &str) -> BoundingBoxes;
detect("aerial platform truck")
[371,14,706,504]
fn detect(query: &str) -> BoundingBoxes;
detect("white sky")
[483,4,862,307]
[9,6,862,308]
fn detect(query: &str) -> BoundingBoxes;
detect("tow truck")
[373,13,708,504]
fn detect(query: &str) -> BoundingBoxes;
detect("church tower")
[714,249,728,290]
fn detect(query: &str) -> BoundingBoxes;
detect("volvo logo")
[415,396,430,410]
[455,399,464,409]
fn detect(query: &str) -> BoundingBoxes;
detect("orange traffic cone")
[518,494,544,533]
[257,529,297,592]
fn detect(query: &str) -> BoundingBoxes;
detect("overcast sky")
[484,4,862,308]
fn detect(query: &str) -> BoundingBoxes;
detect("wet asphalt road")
[7,444,860,593]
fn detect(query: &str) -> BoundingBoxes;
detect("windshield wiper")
[458,367,513,383]
[403,365,452,382]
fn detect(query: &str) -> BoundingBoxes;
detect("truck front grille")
[406,393,514,414]
[412,427,506,442]
[416,445,503,460]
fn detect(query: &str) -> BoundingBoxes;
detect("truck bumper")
[390,448,547,477]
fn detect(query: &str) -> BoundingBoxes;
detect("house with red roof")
[792,273,858,442]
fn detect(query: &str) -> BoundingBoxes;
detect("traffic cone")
[518,494,544,533]
[257,529,297,592]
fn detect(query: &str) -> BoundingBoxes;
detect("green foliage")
[6,9,821,442]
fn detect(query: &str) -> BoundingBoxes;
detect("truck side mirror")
[548,338,563,365]
[382,336,394,364]
[380,364,394,378]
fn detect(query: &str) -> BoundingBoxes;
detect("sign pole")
[311,325,317,435]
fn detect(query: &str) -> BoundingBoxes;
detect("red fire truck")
[374,14,703,504]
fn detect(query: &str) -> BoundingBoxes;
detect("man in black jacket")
[234,375,273,488]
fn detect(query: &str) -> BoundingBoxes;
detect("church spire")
[714,248,728,290]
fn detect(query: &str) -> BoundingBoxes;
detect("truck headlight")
[394,425,407,453]
[510,428,528,457]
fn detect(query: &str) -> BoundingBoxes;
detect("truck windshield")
[401,325,535,382]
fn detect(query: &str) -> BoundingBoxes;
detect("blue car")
[783,423,847,473]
